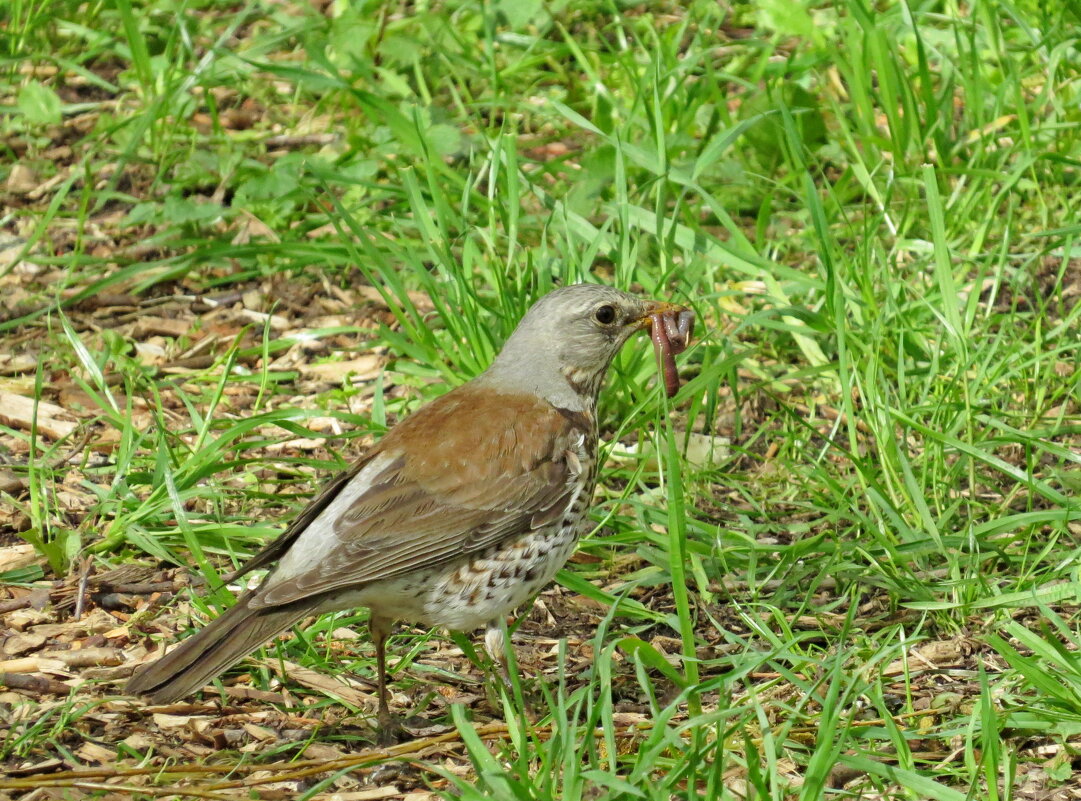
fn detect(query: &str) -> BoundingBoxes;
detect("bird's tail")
[126,593,309,703]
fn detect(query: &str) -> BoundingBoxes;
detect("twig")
[0,595,35,614]
[73,556,94,620]
[0,724,506,789]
[0,721,653,792]
[71,782,243,800]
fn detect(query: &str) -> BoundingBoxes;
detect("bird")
[126,283,689,735]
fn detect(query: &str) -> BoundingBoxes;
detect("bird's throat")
[560,364,605,409]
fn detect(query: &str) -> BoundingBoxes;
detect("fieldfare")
[127,284,693,732]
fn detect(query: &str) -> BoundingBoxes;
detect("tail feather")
[126,593,309,703]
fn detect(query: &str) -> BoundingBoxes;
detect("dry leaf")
[261,658,374,709]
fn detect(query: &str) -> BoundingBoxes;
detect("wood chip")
[37,646,121,668]
[0,672,72,694]
[75,741,117,763]
[28,607,117,637]
[153,712,196,728]
[330,627,362,640]
[2,631,47,656]
[299,354,382,383]
[0,389,78,439]
[0,468,28,493]
[6,164,39,194]
[121,732,153,749]
[5,757,63,776]
[26,167,69,199]
[236,307,290,331]
[884,637,969,676]
[4,607,53,631]
[132,316,192,339]
[221,685,286,703]
[0,543,41,574]
[0,646,119,673]
[231,211,281,245]
[0,353,39,375]
[301,743,349,761]
[242,722,278,742]
[355,285,434,312]
[0,656,67,674]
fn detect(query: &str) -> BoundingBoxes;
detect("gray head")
[480,284,682,410]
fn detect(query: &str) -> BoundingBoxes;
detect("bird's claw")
[374,713,410,747]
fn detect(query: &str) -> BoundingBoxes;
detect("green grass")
[2,0,1081,797]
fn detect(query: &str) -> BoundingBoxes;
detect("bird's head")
[481,284,685,410]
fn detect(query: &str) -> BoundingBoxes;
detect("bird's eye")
[593,304,617,325]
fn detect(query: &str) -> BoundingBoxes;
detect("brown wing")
[223,452,379,584]
[252,385,591,607]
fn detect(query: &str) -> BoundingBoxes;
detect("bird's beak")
[633,300,687,331]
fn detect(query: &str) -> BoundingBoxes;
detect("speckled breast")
[421,424,599,631]
[335,425,597,633]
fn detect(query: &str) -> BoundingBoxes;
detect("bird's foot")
[373,711,450,745]
[373,713,411,747]
[482,671,504,712]
[482,665,545,722]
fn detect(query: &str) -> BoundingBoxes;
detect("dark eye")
[594,304,617,325]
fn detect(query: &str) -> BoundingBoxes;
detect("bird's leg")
[484,617,542,721]
[484,619,511,689]
[369,614,406,745]
[481,619,512,714]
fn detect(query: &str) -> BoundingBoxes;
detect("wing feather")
[251,385,591,608]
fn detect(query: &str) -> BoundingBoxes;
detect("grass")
[2,0,1081,797]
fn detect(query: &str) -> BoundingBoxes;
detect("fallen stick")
[0,672,72,695]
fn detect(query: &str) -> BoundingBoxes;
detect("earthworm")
[650,310,694,397]
[665,310,694,353]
